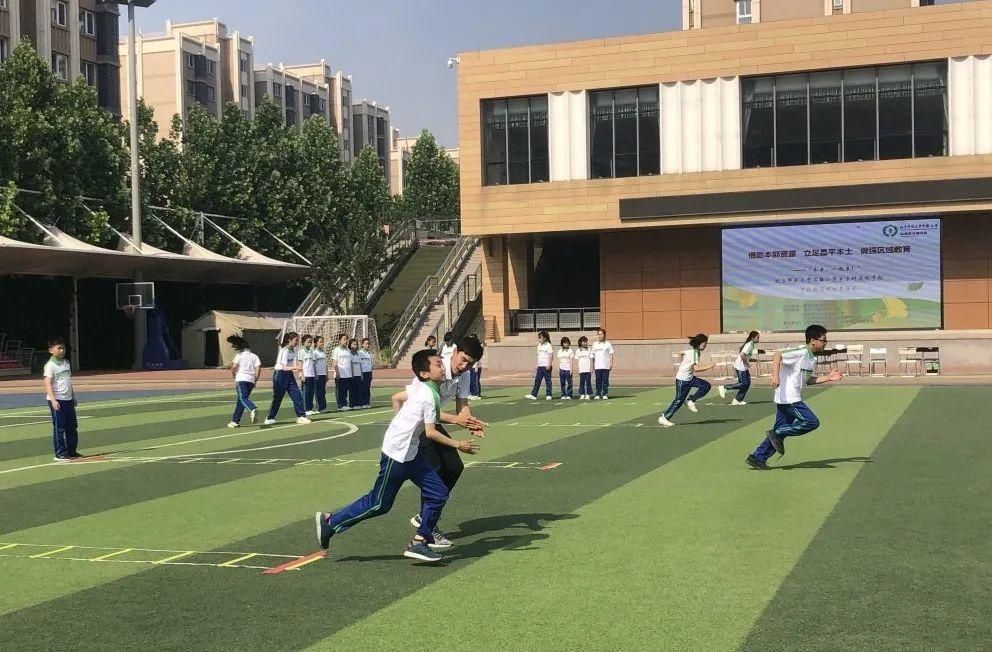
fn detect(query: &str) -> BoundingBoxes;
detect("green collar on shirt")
[48,356,66,365]
[424,379,441,419]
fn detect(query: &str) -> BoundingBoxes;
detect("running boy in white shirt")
[575,336,593,399]
[557,337,575,400]
[591,328,615,400]
[315,350,479,562]
[746,324,843,470]
[226,335,261,428]
[43,337,80,461]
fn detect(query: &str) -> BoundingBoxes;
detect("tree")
[401,129,460,233]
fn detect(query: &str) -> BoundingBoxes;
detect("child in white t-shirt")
[227,335,262,428]
[358,337,374,409]
[313,336,329,413]
[658,334,716,427]
[719,331,759,406]
[300,335,319,416]
[557,337,575,400]
[591,328,615,400]
[575,336,593,399]
[348,338,363,409]
[525,330,554,401]
[333,334,353,411]
[43,337,80,461]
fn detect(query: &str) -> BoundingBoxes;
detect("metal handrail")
[427,264,482,344]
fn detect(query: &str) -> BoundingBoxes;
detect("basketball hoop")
[122,304,136,320]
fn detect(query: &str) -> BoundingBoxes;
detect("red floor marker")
[263,551,326,575]
[537,461,562,471]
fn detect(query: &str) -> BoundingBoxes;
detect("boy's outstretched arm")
[424,422,479,454]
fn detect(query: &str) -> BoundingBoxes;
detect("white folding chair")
[869,347,888,376]
[845,345,864,376]
[899,347,921,377]
[832,344,848,373]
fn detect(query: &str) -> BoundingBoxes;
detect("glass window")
[186,80,196,97]
[185,53,194,68]
[736,0,752,24]
[742,77,774,167]
[240,84,248,99]
[207,60,216,74]
[240,57,250,73]
[206,86,215,102]
[79,9,96,37]
[80,61,97,86]
[51,1,67,27]
[0,37,8,64]
[809,71,842,164]
[589,86,660,179]
[638,86,660,176]
[843,68,876,162]
[589,91,614,179]
[878,65,913,160]
[507,98,530,184]
[52,53,68,81]
[913,61,948,157]
[482,96,548,186]
[272,82,282,98]
[775,74,808,166]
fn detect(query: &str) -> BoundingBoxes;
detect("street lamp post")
[110,0,156,369]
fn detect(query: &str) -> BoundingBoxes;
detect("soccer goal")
[280,315,382,368]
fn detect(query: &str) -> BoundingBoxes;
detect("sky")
[131,0,964,148]
[130,0,681,148]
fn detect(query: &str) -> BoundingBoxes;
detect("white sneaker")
[226,422,239,429]
[686,400,698,413]
[593,396,601,400]
[249,409,257,424]
[263,418,276,425]
[602,396,609,400]
[296,416,312,425]
[525,394,537,400]
[718,385,727,399]
[339,406,351,412]
[546,396,552,401]
[305,410,318,416]
[732,399,747,406]
[658,415,675,427]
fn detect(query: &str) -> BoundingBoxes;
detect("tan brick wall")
[481,236,509,340]
[762,0,828,22]
[700,0,739,28]
[459,1,992,238]
[852,0,912,13]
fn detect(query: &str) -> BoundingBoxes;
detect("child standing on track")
[348,338,363,410]
[313,336,328,413]
[226,335,261,428]
[332,334,353,412]
[576,336,593,400]
[469,338,484,400]
[315,349,479,562]
[358,338,374,409]
[746,325,844,470]
[525,330,554,401]
[719,331,760,406]
[558,337,575,400]
[300,335,318,416]
[591,328,615,400]
[658,334,715,427]
[43,337,80,461]
[440,332,457,363]
[264,332,310,426]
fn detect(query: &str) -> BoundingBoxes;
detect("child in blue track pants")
[313,336,329,413]
[659,334,716,427]
[746,324,844,470]
[526,330,554,401]
[591,328,615,400]
[719,330,760,406]
[575,337,593,399]
[43,337,81,461]
[315,350,480,562]
[557,337,575,400]
[265,332,309,426]
[226,335,262,427]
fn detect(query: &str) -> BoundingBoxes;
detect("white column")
[35,0,52,63]
[548,90,588,181]
[9,0,21,48]
[949,56,975,156]
[69,0,80,83]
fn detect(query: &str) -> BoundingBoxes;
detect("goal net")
[280,315,382,368]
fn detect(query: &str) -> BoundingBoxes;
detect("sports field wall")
[596,213,992,339]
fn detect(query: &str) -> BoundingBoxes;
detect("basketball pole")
[126,0,146,370]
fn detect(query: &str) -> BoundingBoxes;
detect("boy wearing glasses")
[746,324,843,470]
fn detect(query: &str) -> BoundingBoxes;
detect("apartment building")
[253,63,330,130]
[683,0,936,29]
[390,131,412,196]
[1,0,121,113]
[459,0,992,371]
[353,99,392,189]
[119,21,224,139]
[164,19,255,118]
[283,60,353,162]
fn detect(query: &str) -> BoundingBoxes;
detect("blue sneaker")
[315,512,332,550]
[404,541,443,562]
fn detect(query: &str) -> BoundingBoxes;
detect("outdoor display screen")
[721,218,942,332]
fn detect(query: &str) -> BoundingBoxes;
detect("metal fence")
[510,308,601,333]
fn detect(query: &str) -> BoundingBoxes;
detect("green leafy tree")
[402,129,460,233]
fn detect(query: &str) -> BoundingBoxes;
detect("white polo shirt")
[592,341,614,370]
[233,350,261,384]
[536,342,553,368]
[313,348,328,376]
[557,348,575,372]
[333,346,352,379]
[359,349,374,374]
[300,347,316,378]
[43,357,73,401]
[734,340,757,372]
[274,346,296,371]
[675,349,700,382]
[575,348,592,374]
[382,380,438,463]
[438,356,472,405]
[349,351,362,378]
[440,343,457,360]
[775,346,816,405]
